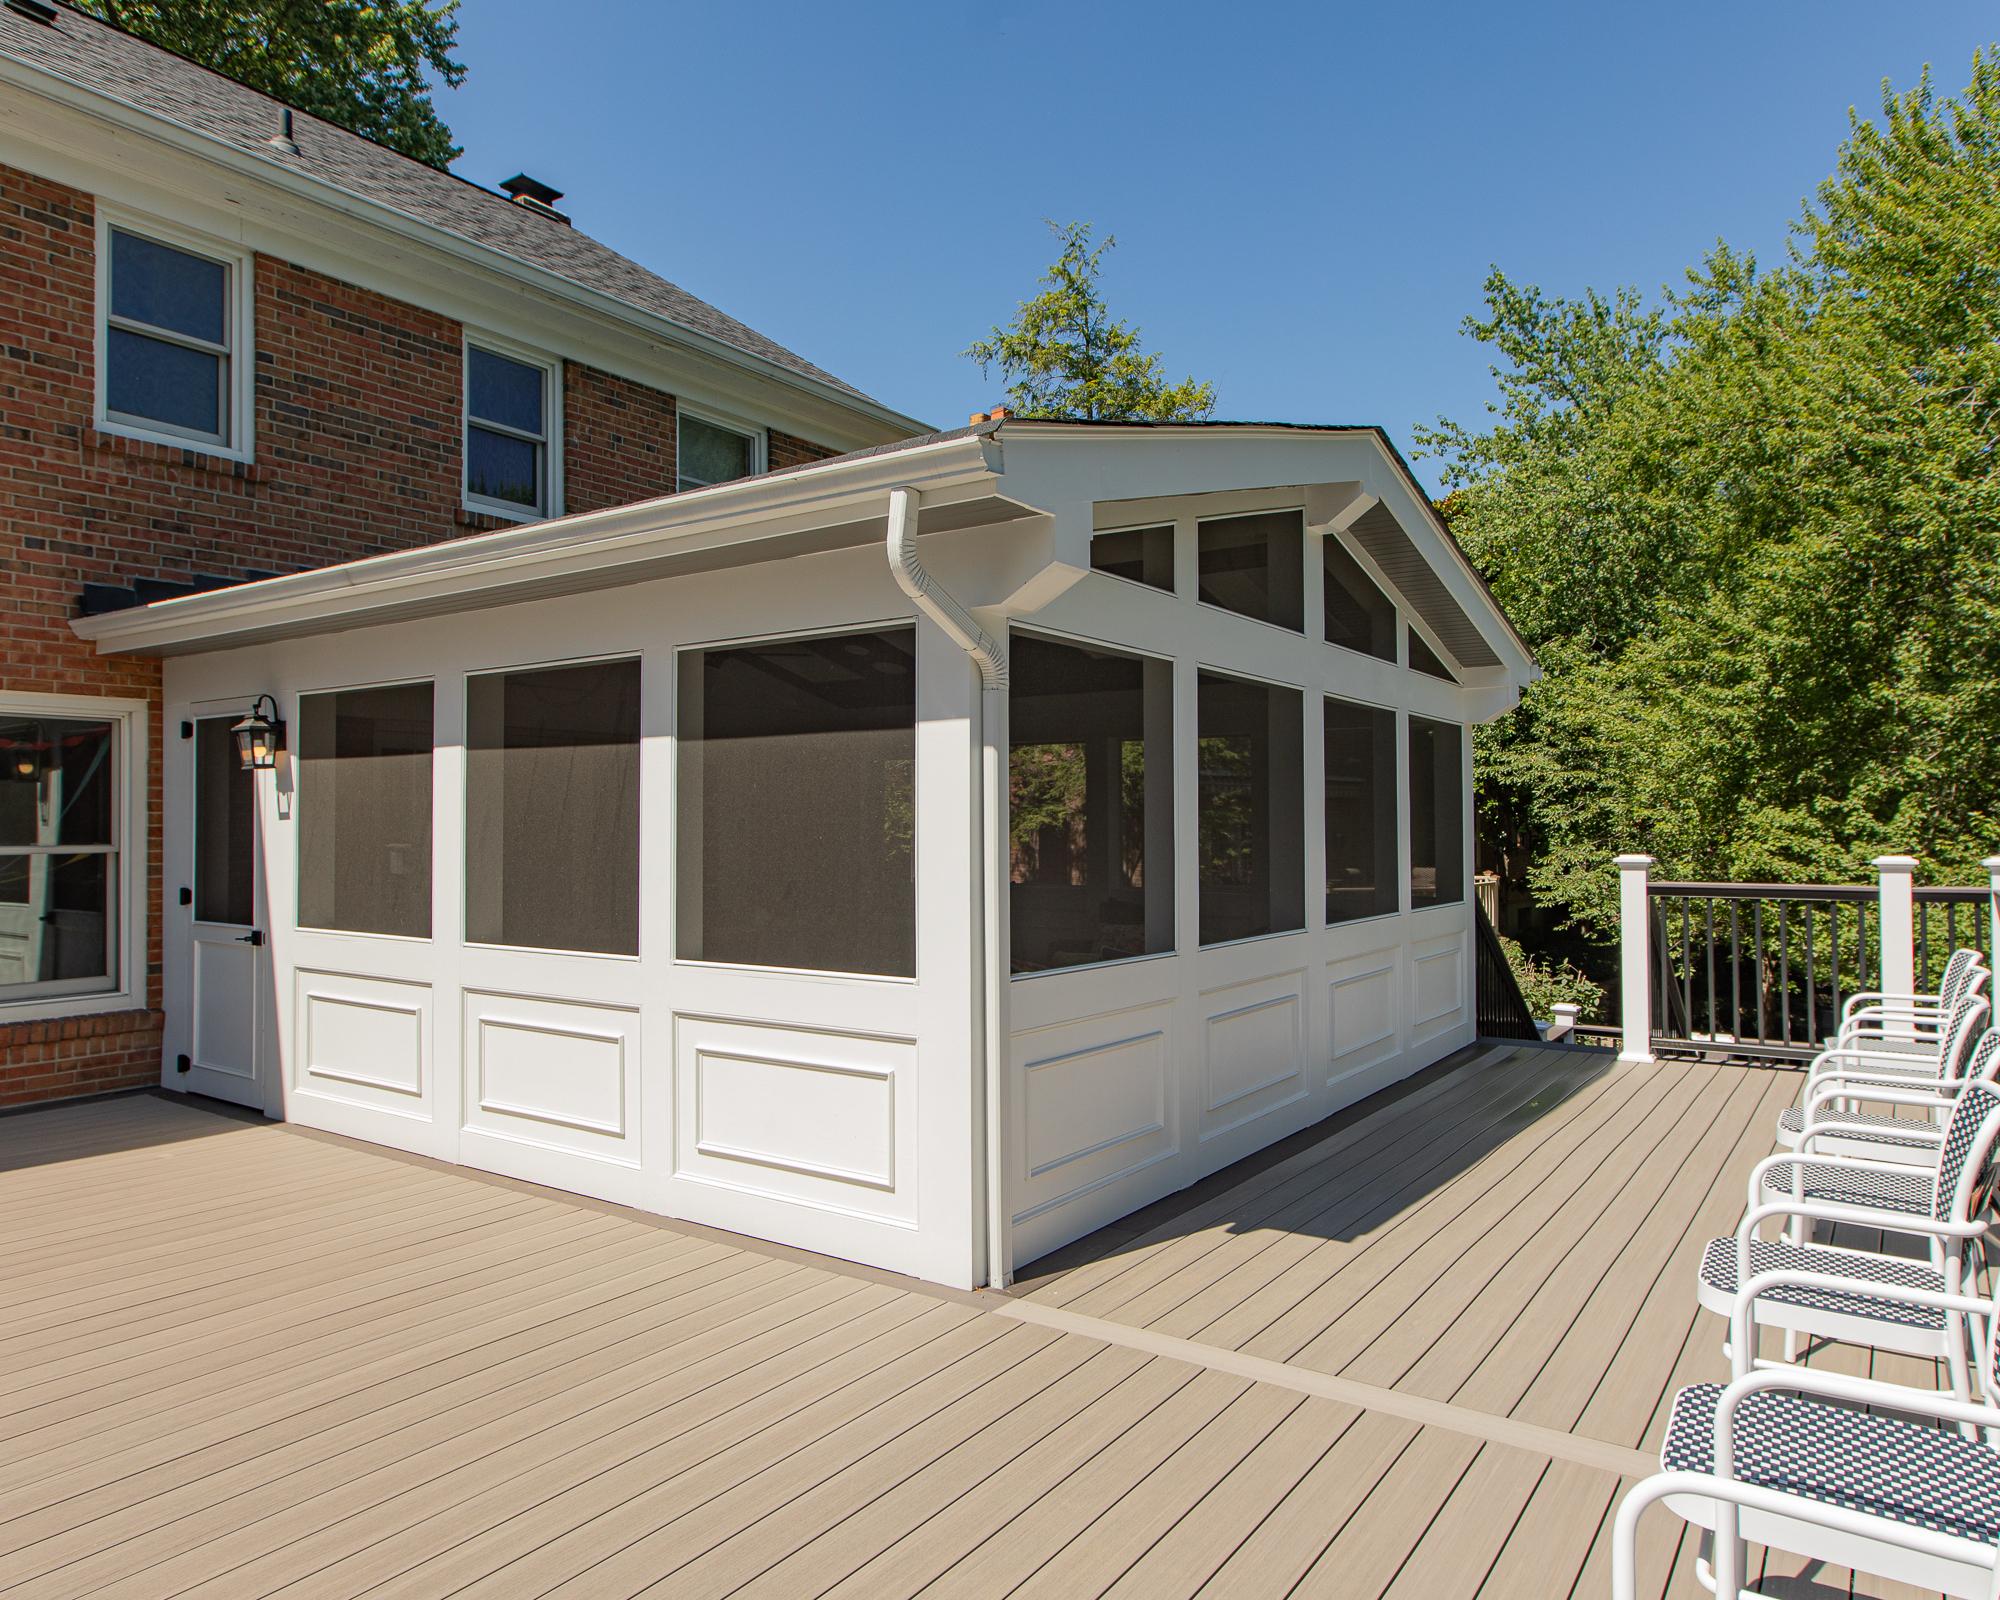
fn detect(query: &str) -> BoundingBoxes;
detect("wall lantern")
[8,747,37,781]
[231,695,285,771]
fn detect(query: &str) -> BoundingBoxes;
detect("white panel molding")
[693,1049,897,1191]
[296,974,429,1108]
[1022,1029,1169,1180]
[1203,990,1305,1114]
[473,1016,627,1137]
[1328,950,1401,1083]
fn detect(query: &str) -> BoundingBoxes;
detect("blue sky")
[442,2,1995,489]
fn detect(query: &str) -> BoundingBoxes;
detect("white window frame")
[462,332,563,522]
[94,206,255,462]
[675,406,766,493]
[0,691,148,1022]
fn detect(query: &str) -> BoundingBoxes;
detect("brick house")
[0,0,923,1106]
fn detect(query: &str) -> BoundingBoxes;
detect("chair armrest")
[1749,1150,1934,1207]
[1843,988,1945,1017]
[1729,1268,1990,1376]
[1738,1198,1984,1242]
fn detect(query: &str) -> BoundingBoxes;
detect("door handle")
[236,929,265,946]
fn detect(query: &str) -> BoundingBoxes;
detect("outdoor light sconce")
[231,695,285,771]
[9,748,37,781]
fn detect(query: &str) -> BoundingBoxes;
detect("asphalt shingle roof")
[1,2,882,406]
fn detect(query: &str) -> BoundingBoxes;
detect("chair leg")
[1712,1504,1746,1599]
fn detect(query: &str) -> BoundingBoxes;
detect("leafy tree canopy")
[77,0,466,169]
[967,221,1216,422]
[1421,50,2000,937]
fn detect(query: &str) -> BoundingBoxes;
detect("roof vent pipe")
[267,106,299,155]
[886,486,1011,1290]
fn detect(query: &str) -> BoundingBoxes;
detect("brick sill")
[83,427,262,482]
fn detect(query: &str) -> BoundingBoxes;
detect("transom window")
[465,343,554,516]
[103,226,237,449]
[678,413,760,492]
[1197,510,1305,632]
[0,708,128,1006]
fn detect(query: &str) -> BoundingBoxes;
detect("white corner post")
[1614,854,1656,1064]
[1873,854,1917,1006]
[1984,857,2000,969]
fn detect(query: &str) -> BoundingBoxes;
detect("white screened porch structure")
[74,420,1536,1291]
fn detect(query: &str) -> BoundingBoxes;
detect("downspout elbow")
[886,486,1007,688]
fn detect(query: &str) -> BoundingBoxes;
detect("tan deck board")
[0,1050,1945,1600]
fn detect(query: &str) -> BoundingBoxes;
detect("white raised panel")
[296,970,429,1114]
[1411,936,1466,1039]
[1328,950,1400,1081]
[675,1015,915,1223]
[461,992,638,1165]
[1201,973,1306,1138]
[1012,1005,1177,1223]
[192,937,257,1079]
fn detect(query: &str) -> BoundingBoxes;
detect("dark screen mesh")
[1409,714,1465,908]
[1324,538,1396,660]
[1197,510,1304,632]
[678,629,915,976]
[194,717,254,926]
[1324,698,1398,923]
[1197,672,1305,945]
[299,682,434,938]
[1090,525,1175,592]
[1009,634,1174,973]
[466,661,638,954]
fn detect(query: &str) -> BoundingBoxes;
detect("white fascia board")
[74,434,1008,656]
[0,54,928,451]
[1000,423,1538,683]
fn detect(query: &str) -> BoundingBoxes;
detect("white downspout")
[886,485,1011,1290]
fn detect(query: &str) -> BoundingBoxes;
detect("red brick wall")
[0,160,830,1107]
[769,426,838,472]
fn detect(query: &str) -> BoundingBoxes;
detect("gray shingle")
[3,2,882,405]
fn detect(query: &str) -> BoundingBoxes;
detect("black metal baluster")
[1729,902,1742,1043]
[1753,901,1767,1042]
[1805,906,1818,1043]
[1780,902,1792,1045]
[1705,898,1718,1038]
[1830,902,1842,1025]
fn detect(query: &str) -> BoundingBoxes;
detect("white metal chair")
[1616,1259,2000,1598]
[1778,988,1992,1158]
[1700,1053,2000,1402]
[1777,1020,1998,1163]
[1838,946,1989,1041]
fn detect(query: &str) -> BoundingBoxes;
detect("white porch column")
[1874,856,1917,1015]
[1615,854,1656,1064]
[1984,857,2000,972]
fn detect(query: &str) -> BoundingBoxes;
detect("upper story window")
[1197,509,1305,632]
[464,341,559,519]
[99,221,249,455]
[1090,524,1175,592]
[1408,627,1457,682]
[678,412,762,492]
[1324,535,1397,661]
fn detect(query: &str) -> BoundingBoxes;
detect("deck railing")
[1611,854,2000,1065]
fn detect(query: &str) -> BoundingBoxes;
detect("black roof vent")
[499,173,568,224]
[5,0,59,24]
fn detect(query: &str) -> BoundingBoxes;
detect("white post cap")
[1982,856,2000,873]
[1871,855,1919,872]
[1613,853,1657,869]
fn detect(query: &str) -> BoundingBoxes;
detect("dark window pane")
[1409,628,1456,681]
[678,629,914,975]
[1324,538,1396,660]
[0,852,113,994]
[1409,715,1465,908]
[466,345,544,435]
[1091,525,1175,591]
[0,717,114,848]
[194,718,254,926]
[1009,635,1174,974]
[107,327,221,438]
[467,424,541,509]
[110,229,226,344]
[467,662,637,954]
[1197,672,1304,945]
[1324,698,1398,923]
[1197,510,1303,631]
[299,683,435,938]
[678,416,755,489]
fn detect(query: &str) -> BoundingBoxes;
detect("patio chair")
[1778,989,1992,1156]
[1777,1023,2000,1163]
[1614,1270,2000,1599]
[1699,1048,2000,1401]
[1838,946,1989,1040]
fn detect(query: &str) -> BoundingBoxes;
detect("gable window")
[0,695,144,1016]
[1324,536,1396,661]
[100,223,245,453]
[465,342,556,518]
[677,413,761,491]
[1408,627,1457,682]
[1091,524,1175,592]
[1197,510,1305,632]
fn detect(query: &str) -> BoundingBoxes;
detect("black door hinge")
[178,886,192,906]
[175,1053,191,1073]
[180,720,194,740]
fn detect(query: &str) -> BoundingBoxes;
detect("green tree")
[77,0,466,169]
[967,222,1216,422]
[1422,51,2000,942]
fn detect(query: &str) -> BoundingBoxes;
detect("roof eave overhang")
[0,51,930,442]
[74,433,1010,657]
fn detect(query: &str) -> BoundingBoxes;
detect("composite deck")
[0,1045,1945,1598]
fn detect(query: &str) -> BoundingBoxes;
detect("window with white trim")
[677,412,761,491]
[465,342,555,516]
[0,704,133,1007]
[101,225,241,450]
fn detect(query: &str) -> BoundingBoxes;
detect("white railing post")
[1874,856,1917,1018]
[1615,854,1656,1064]
[1984,856,2000,970]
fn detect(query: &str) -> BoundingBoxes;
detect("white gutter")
[885,486,1012,1291]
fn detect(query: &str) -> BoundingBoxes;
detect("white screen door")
[181,715,264,1105]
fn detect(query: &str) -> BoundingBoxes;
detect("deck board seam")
[994,1296,1656,1479]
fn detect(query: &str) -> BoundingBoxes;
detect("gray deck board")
[0,1049,1935,1599]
